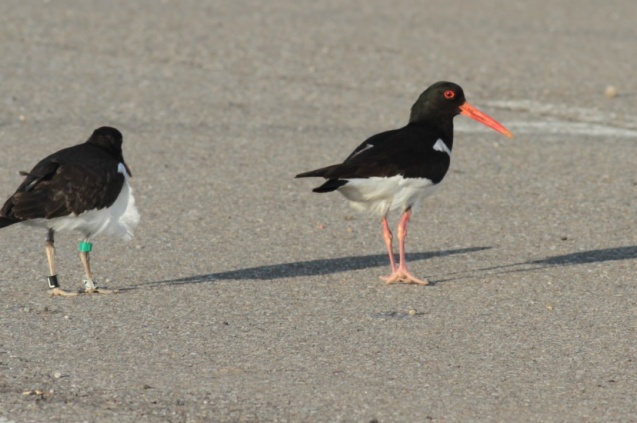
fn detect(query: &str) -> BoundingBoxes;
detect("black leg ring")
[47,275,59,289]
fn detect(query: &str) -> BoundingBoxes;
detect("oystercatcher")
[0,127,140,296]
[296,81,512,284]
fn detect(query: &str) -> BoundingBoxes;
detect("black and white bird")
[296,81,512,285]
[0,126,140,296]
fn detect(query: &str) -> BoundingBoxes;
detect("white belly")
[338,175,439,216]
[26,179,140,240]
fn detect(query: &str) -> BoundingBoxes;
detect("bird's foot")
[83,279,119,294]
[48,287,81,297]
[380,268,429,285]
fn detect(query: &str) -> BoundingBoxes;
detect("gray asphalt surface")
[1,1,636,422]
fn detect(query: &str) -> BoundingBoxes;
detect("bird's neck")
[409,120,454,150]
[87,139,123,160]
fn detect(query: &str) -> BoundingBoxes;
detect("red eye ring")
[443,90,455,99]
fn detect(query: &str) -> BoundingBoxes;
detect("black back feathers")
[0,127,129,226]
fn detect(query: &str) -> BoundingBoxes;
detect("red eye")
[444,90,455,99]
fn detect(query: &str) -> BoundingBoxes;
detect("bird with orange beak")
[296,81,512,285]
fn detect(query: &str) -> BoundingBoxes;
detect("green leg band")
[79,241,93,253]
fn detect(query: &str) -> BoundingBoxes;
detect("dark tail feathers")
[0,217,19,229]
[295,169,326,178]
[296,167,349,193]
[311,179,348,193]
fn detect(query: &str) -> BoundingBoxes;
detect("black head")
[86,126,124,155]
[85,126,133,175]
[409,81,466,124]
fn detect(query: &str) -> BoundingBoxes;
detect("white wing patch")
[350,143,374,159]
[433,139,451,156]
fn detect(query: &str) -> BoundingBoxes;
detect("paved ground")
[1,1,636,422]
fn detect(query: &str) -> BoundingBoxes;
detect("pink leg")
[380,208,429,285]
[381,216,397,272]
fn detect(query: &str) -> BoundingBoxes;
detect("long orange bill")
[459,102,513,138]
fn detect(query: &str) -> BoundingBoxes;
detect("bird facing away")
[296,81,513,285]
[0,126,140,296]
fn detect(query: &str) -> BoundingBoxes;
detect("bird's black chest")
[398,137,452,184]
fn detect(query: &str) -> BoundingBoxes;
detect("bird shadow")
[435,245,637,283]
[528,245,637,266]
[131,246,491,289]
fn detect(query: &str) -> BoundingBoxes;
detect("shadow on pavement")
[527,245,637,266]
[435,245,637,284]
[134,246,491,288]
